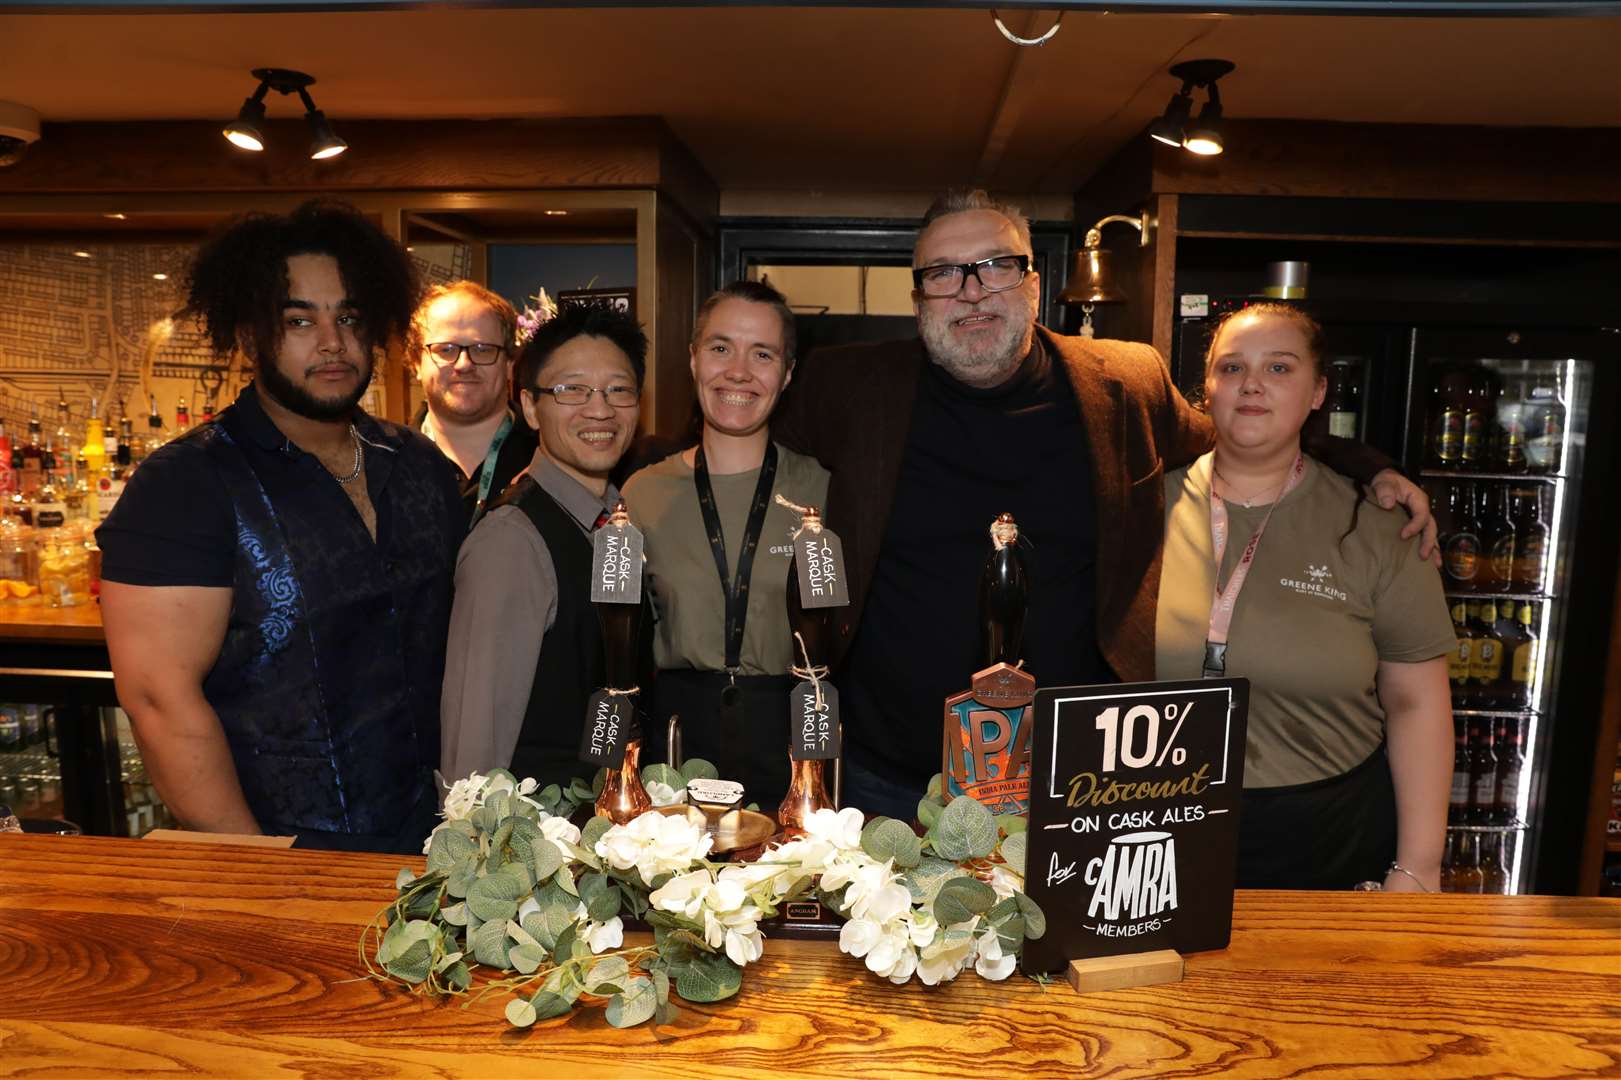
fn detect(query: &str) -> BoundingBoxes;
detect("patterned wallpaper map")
[0,240,469,440]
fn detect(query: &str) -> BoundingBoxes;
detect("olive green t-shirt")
[622,443,830,676]
[1156,453,1455,789]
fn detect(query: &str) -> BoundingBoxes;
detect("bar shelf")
[1420,470,1566,482]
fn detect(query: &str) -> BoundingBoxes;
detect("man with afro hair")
[97,200,464,853]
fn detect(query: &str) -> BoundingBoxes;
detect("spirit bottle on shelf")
[18,410,45,497]
[146,394,168,457]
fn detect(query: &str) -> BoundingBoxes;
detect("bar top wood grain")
[0,599,104,644]
[0,834,1617,1079]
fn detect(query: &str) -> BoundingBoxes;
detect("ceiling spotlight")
[152,273,168,281]
[222,68,347,160]
[544,210,569,217]
[73,250,92,258]
[1152,59,1234,157]
[103,212,127,221]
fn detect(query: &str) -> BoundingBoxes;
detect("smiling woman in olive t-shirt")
[1155,304,1455,893]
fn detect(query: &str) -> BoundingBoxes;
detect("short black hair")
[182,199,419,365]
[691,279,798,368]
[517,300,648,392]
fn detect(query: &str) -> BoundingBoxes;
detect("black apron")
[1235,742,1397,890]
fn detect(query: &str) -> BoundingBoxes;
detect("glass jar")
[36,522,92,608]
[0,516,38,603]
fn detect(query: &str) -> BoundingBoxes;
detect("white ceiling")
[2,7,1617,197]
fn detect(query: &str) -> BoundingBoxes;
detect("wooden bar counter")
[1,835,1617,1078]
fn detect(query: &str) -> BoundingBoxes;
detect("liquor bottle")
[592,499,651,824]
[81,395,107,485]
[1525,369,1565,475]
[1448,719,1471,827]
[31,476,67,532]
[174,397,192,438]
[1442,484,1482,593]
[102,408,118,472]
[1459,368,1490,470]
[1447,600,1476,707]
[1479,831,1510,895]
[1506,602,1540,711]
[1452,830,1485,894]
[778,507,837,833]
[199,398,216,425]
[1468,600,1505,708]
[1429,368,1466,468]
[1493,716,1525,826]
[1466,715,1498,827]
[116,410,134,474]
[18,410,45,497]
[53,388,75,484]
[0,418,12,500]
[1511,488,1549,594]
[146,394,168,455]
[0,705,19,752]
[1325,357,1361,439]
[1481,485,1516,594]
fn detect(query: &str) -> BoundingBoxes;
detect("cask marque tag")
[591,520,644,605]
[788,681,841,761]
[578,690,631,769]
[793,527,849,610]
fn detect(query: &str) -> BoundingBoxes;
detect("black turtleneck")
[839,337,1104,793]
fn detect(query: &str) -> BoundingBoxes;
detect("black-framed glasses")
[424,341,507,366]
[911,254,1031,298]
[532,383,640,408]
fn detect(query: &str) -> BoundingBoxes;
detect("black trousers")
[1236,743,1398,890]
[653,669,794,811]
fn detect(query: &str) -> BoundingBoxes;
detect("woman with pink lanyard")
[1155,304,1454,892]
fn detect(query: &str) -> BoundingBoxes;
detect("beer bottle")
[1468,600,1504,707]
[1481,486,1516,594]
[1429,368,1466,468]
[1525,369,1565,475]
[1507,602,1539,711]
[1493,716,1525,825]
[1442,484,1482,592]
[1495,366,1529,473]
[1325,357,1361,438]
[1460,369,1490,470]
[1511,487,1549,594]
[1466,716,1498,826]
[1480,831,1510,895]
[1438,832,1457,893]
[1452,830,1485,894]
[1447,600,1475,706]
[1448,719,1471,827]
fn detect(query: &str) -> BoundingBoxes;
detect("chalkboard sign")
[1021,678,1249,974]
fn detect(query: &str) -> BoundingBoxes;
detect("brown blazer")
[772,327,1389,684]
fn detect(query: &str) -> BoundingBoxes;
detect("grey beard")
[919,319,1029,388]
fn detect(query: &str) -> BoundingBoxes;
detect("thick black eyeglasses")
[424,341,507,366]
[532,383,640,408]
[911,254,1031,297]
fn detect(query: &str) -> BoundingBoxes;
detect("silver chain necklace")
[332,424,363,484]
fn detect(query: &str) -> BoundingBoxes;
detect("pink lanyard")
[1203,453,1305,677]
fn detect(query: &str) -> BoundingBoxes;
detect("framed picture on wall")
[557,287,635,314]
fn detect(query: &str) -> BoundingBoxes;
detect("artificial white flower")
[839,915,882,959]
[536,813,582,859]
[483,772,516,799]
[986,865,1024,901]
[823,856,905,922]
[595,810,713,883]
[649,869,711,919]
[645,780,686,807]
[802,806,865,850]
[916,919,979,986]
[973,926,1017,981]
[905,909,939,950]
[584,915,625,954]
[698,875,766,966]
[421,823,445,854]
[441,774,489,821]
[717,858,795,896]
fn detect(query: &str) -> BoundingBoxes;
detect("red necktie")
[592,509,610,530]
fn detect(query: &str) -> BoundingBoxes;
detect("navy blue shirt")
[841,341,1105,796]
[97,383,464,851]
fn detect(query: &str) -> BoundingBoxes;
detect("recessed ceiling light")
[405,246,414,252]
[152,273,168,281]
[104,213,127,221]
[544,210,569,217]
[73,250,92,258]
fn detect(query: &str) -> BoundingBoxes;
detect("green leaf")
[401,883,442,921]
[606,976,657,1028]
[641,763,684,790]
[467,867,527,924]
[394,867,417,890]
[671,951,743,1003]
[932,876,997,927]
[903,856,968,905]
[485,767,518,789]
[932,796,999,861]
[528,837,563,883]
[916,798,943,830]
[529,989,574,1021]
[433,949,464,975]
[1016,892,1047,940]
[865,818,924,869]
[507,919,542,950]
[472,918,513,969]
[485,790,513,823]
[537,783,563,812]
[925,773,944,800]
[999,831,1028,877]
[587,956,630,994]
[502,814,540,859]
[440,901,469,927]
[579,873,621,922]
[446,855,480,900]
[580,815,613,852]
[384,937,433,984]
[376,917,437,965]
[551,923,578,966]
[555,866,580,897]
[859,815,894,857]
[505,998,537,1028]
[997,814,1028,835]
[442,961,471,991]
[568,776,595,803]
[591,768,608,798]
[509,943,547,975]
[427,827,477,874]
[676,758,718,782]
[987,895,1025,952]
[652,968,670,1004]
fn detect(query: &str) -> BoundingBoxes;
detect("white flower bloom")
[916,919,979,986]
[441,773,489,821]
[645,780,686,807]
[986,865,1024,901]
[483,772,515,799]
[583,915,624,953]
[717,858,793,897]
[595,810,712,883]
[824,856,904,922]
[649,869,711,919]
[421,822,445,854]
[862,882,913,926]
[803,806,865,850]
[536,813,582,859]
[905,909,939,950]
[883,942,918,985]
[839,916,882,959]
[724,924,765,966]
[974,926,1017,981]
[516,777,539,796]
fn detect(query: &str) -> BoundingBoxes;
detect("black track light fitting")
[221,68,347,160]
[1149,59,1235,157]
[1148,90,1194,148]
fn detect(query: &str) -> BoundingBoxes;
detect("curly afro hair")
[183,199,420,365]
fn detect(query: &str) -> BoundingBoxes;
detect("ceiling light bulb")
[73,251,92,258]
[224,96,268,152]
[544,210,569,217]
[305,110,347,160]
[1182,100,1224,156]
[152,273,168,281]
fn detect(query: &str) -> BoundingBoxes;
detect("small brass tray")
[655,803,779,855]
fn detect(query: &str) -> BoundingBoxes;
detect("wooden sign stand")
[1065,949,1185,995]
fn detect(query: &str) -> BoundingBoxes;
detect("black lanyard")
[694,442,779,677]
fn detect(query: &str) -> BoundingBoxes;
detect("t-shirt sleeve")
[1370,529,1457,663]
[95,443,236,587]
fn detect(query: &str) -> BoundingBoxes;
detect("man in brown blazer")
[771,189,1431,819]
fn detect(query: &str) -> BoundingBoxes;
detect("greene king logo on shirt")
[1279,562,1348,603]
